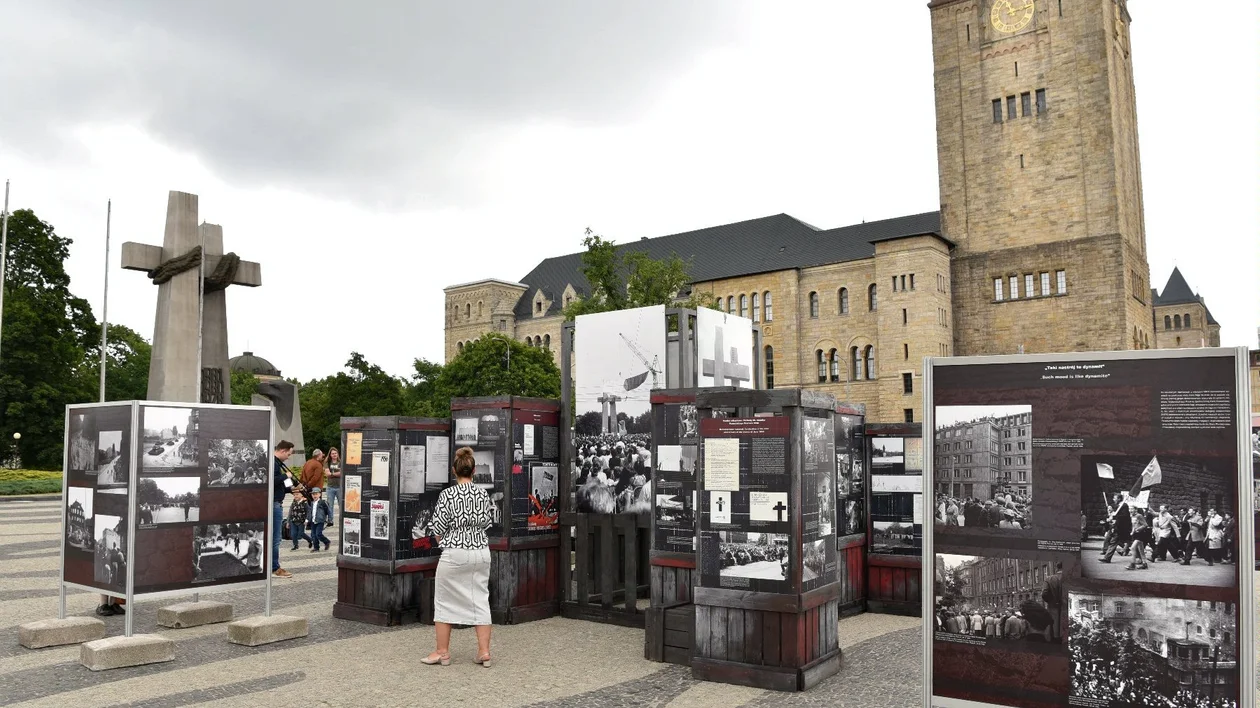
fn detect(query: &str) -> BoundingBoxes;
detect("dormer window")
[536,301,543,313]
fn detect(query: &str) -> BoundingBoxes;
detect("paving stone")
[18,616,106,649]
[80,635,176,671]
[157,600,233,629]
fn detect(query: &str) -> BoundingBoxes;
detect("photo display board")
[869,432,924,557]
[652,399,701,554]
[835,412,866,540]
[63,402,272,597]
[697,416,793,593]
[510,407,560,534]
[927,350,1254,708]
[342,428,395,560]
[451,407,509,537]
[801,413,837,592]
[394,426,450,563]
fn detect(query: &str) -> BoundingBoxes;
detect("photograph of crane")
[572,305,667,514]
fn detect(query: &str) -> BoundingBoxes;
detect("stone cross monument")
[122,191,261,403]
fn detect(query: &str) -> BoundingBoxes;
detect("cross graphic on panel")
[772,500,787,522]
[701,326,751,387]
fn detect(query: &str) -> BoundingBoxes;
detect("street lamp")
[12,432,19,440]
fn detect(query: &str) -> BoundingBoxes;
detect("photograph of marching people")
[93,513,127,588]
[65,486,94,550]
[1069,592,1238,707]
[193,522,265,582]
[933,404,1034,531]
[141,406,200,470]
[1080,455,1237,586]
[802,537,831,586]
[526,463,558,529]
[137,476,200,526]
[714,531,789,583]
[95,430,126,487]
[573,306,664,514]
[934,553,1066,650]
[207,438,268,486]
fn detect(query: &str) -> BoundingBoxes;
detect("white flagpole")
[0,180,10,368]
[99,200,111,402]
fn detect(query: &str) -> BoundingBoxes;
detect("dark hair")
[453,446,476,479]
[275,440,294,452]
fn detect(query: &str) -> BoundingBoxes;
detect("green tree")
[78,324,152,403]
[424,333,561,416]
[403,358,445,417]
[563,228,720,321]
[0,209,98,469]
[298,353,408,454]
[230,370,258,406]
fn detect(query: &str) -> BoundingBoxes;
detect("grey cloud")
[0,0,750,208]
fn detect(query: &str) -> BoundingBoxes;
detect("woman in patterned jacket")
[422,446,495,667]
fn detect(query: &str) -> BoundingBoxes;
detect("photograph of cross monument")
[572,306,665,514]
[695,308,754,389]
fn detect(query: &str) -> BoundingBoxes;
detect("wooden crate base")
[691,648,841,692]
[334,565,434,627]
[865,599,919,617]
[645,604,695,664]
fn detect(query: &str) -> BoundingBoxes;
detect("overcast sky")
[2,2,1256,383]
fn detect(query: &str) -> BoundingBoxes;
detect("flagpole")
[0,180,10,368]
[99,200,111,402]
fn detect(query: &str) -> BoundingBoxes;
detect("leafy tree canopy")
[424,333,561,417]
[563,228,720,321]
[230,370,258,406]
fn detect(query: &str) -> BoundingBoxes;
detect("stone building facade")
[934,410,1032,500]
[442,1,1231,424]
[1150,268,1221,349]
[959,556,1059,611]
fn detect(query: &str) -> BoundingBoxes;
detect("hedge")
[0,469,62,496]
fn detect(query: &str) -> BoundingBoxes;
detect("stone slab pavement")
[0,497,1254,707]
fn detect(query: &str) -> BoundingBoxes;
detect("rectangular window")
[1021,92,1032,117]
[1024,273,1034,297]
[994,278,1004,301]
[1007,96,1017,120]
[1056,270,1067,294]
[903,373,913,394]
[904,408,914,423]
[909,274,915,290]
[892,276,898,291]
[1036,88,1047,115]
[1040,271,1050,295]
[903,343,909,360]
[1009,275,1019,299]
[902,308,908,325]
[993,99,1003,124]
[764,292,773,321]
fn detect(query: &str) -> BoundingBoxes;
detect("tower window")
[903,373,913,394]
[1173,314,1181,329]
[1040,272,1051,295]
[1015,61,1019,78]
[739,294,748,318]
[892,276,898,292]
[851,347,863,381]
[994,278,1004,301]
[1007,96,1017,120]
[544,334,550,349]
[727,296,735,314]
[904,343,909,360]
[966,24,971,42]
[1019,154,1025,169]
[902,308,908,325]
[1164,315,1172,330]
[900,274,907,291]
[1183,313,1191,327]
[904,408,914,423]
[909,274,915,290]
[1021,92,1032,117]
[1056,270,1067,294]
[993,99,1003,124]
[752,292,760,322]
[809,291,819,318]
[868,284,878,311]
[864,345,876,380]
[1009,275,1019,299]
[1036,89,1047,115]
[765,345,774,389]
[1024,274,1034,297]
[816,350,826,383]
[829,349,840,383]
[839,287,849,315]
[763,291,773,321]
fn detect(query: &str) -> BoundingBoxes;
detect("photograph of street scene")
[717,531,788,581]
[141,407,199,470]
[934,554,1064,650]
[933,405,1033,531]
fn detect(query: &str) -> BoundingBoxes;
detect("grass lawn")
[0,469,61,496]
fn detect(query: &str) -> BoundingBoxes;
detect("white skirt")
[433,547,492,625]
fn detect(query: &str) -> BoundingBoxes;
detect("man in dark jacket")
[1101,493,1131,563]
[272,441,296,578]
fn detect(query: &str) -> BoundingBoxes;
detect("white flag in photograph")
[1095,463,1114,479]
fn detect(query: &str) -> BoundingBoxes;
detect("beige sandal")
[421,652,450,666]
[475,654,492,668]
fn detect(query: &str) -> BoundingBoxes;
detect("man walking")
[300,449,326,499]
[272,441,296,578]
[1101,493,1131,563]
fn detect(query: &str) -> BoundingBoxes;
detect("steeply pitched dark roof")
[514,211,942,318]
[1153,267,1218,326]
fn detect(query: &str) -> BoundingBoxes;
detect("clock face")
[990,0,1035,34]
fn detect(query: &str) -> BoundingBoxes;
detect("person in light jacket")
[422,447,494,668]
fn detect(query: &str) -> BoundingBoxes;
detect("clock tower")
[929,0,1153,355]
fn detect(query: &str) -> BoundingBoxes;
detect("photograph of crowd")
[1069,592,1237,708]
[137,476,200,526]
[66,486,94,550]
[93,513,127,587]
[817,471,834,537]
[802,538,827,582]
[141,406,199,470]
[193,523,264,582]
[1080,456,1236,587]
[843,499,865,537]
[933,404,1034,532]
[207,438,268,486]
[573,434,652,514]
[95,430,126,486]
[717,531,789,581]
[935,554,1064,649]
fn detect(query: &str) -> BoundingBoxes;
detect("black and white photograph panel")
[573,432,653,514]
[454,417,478,447]
[65,486,94,550]
[836,452,853,496]
[1079,455,1237,587]
[471,450,495,489]
[709,490,732,525]
[872,520,920,554]
[93,513,127,587]
[342,518,361,558]
[802,538,827,583]
[68,413,94,471]
[842,499,865,537]
[657,444,683,472]
[207,438,268,486]
[141,406,200,470]
[717,531,789,581]
[802,418,832,466]
[749,491,789,523]
[655,493,694,528]
[193,523,265,582]
[95,430,126,486]
[935,554,1066,649]
[679,404,698,441]
[934,404,1033,532]
[817,471,834,537]
[870,437,904,467]
[137,476,200,526]
[1068,592,1238,708]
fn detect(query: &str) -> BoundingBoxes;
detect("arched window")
[809,292,819,318]
[1174,314,1181,329]
[544,334,550,350]
[864,345,876,380]
[752,293,760,322]
[1183,313,1191,328]
[765,346,774,389]
[478,301,484,318]
[851,346,863,381]
[839,288,849,315]
[763,291,773,321]
[868,284,878,311]
[727,296,735,314]
[739,294,748,318]
[828,349,839,382]
[1164,315,1172,330]
[465,303,471,319]
[457,342,464,354]
[816,350,826,383]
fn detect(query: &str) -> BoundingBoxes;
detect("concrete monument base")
[157,600,233,629]
[18,617,106,649]
[226,614,308,646]
[80,635,175,670]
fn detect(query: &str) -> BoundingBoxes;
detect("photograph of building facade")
[957,556,1059,611]
[443,2,1249,424]
[934,411,1032,500]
